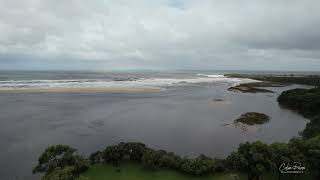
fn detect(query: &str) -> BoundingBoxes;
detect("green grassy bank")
[81,163,245,180]
[81,163,312,180]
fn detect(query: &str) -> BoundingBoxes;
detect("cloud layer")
[0,0,320,70]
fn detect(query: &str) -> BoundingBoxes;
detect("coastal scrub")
[234,112,270,125]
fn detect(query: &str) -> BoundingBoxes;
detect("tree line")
[278,87,320,138]
[33,137,320,180]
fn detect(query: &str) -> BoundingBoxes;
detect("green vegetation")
[34,138,320,180]
[225,74,320,87]
[81,163,246,180]
[278,88,320,117]
[81,163,313,180]
[278,88,320,138]
[303,116,320,139]
[32,145,89,180]
[234,112,270,125]
[226,137,319,180]
[226,141,275,180]
[89,142,225,176]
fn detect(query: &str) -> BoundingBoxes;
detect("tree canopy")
[33,145,89,180]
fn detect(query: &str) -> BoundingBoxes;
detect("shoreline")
[0,87,161,93]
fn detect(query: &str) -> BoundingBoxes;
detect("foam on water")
[197,74,225,78]
[0,75,256,90]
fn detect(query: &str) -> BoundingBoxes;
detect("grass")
[80,163,314,180]
[81,163,247,180]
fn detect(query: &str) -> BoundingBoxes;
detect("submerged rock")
[212,98,224,102]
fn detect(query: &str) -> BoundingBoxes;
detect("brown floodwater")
[0,82,309,179]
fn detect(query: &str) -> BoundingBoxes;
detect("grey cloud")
[0,0,319,70]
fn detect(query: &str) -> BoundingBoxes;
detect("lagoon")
[0,71,310,179]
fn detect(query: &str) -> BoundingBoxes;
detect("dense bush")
[180,155,216,175]
[33,145,89,180]
[101,142,148,165]
[278,88,320,117]
[226,137,320,180]
[35,137,320,180]
[141,149,183,170]
[226,141,276,180]
[42,166,89,180]
[278,88,320,138]
[92,142,223,176]
[42,166,75,180]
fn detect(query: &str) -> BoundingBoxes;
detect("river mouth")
[0,80,309,179]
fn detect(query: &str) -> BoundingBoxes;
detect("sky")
[0,0,320,71]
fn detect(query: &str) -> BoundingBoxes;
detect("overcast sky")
[0,0,320,71]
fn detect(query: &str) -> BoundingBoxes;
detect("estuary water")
[0,70,310,179]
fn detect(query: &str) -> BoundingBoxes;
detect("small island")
[228,82,277,93]
[234,112,270,125]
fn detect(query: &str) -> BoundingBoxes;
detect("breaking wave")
[0,75,256,90]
